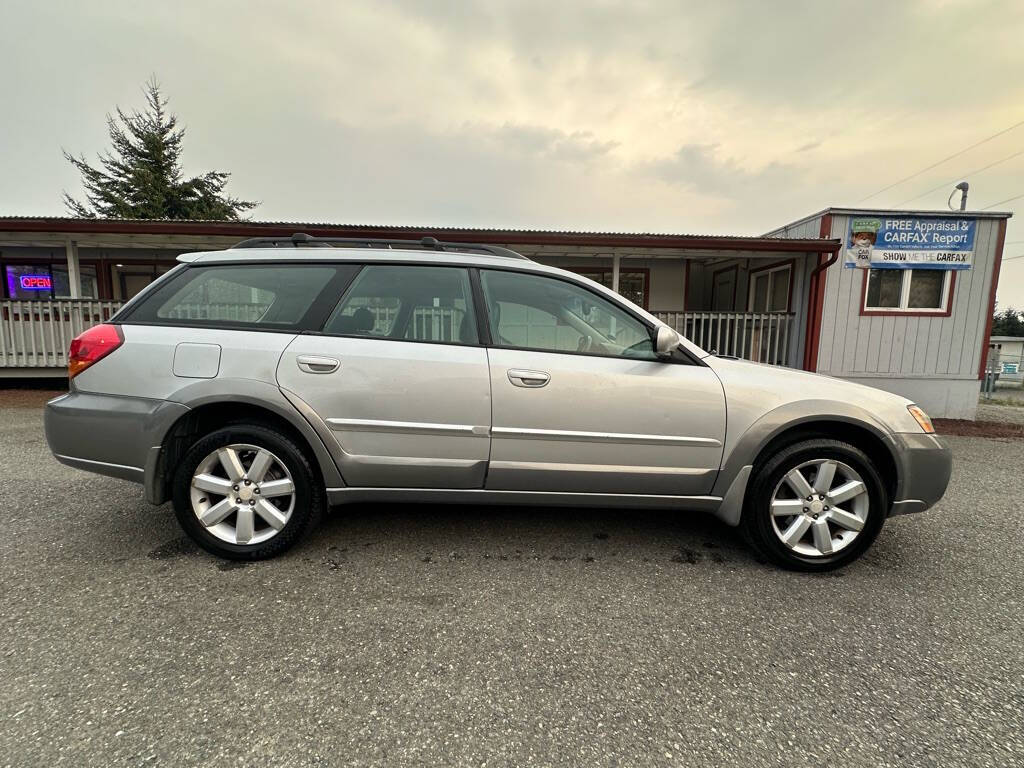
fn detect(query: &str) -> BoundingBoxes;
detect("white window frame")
[863,268,952,314]
[747,263,792,313]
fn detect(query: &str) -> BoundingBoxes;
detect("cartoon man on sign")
[846,218,881,269]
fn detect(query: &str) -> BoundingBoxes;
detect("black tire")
[171,423,325,560]
[739,438,887,572]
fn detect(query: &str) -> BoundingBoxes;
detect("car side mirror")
[655,326,681,359]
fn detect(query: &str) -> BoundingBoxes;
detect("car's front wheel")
[171,424,324,560]
[740,438,887,571]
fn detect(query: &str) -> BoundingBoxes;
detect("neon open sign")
[19,274,52,291]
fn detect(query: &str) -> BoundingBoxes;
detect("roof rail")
[230,232,528,260]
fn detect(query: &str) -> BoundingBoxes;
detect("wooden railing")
[0,300,124,369]
[653,310,796,367]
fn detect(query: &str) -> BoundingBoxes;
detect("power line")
[857,118,1024,203]
[896,148,1024,206]
[981,192,1024,210]
[1003,254,1024,262]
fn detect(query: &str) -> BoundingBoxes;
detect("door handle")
[296,355,340,374]
[507,369,550,388]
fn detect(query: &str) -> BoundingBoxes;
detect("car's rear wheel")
[740,438,887,571]
[172,424,324,560]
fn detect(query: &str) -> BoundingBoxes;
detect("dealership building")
[0,207,1010,418]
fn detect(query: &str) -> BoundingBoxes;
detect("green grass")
[980,396,1024,408]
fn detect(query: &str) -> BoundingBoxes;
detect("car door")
[276,263,491,489]
[479,268,726,495]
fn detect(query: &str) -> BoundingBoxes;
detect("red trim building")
[0,208,1010,419]
[767,207,1011,419]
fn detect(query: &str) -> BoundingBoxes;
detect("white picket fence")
[0,300,124,369]
[653,311,796,366]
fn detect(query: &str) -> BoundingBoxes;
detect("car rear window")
[121,264,355,330]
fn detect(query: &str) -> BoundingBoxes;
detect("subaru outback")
[44,235,952,570]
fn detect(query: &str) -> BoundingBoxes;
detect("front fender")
[710,400,898,525]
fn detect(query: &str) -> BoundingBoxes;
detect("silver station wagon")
[44,235,952,570]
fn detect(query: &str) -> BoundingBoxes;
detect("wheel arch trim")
[711,400,902,520]
[146,378,344,503]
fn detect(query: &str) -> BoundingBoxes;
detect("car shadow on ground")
[134,499,760,571]
[302,501,760,569]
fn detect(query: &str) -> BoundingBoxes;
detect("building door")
[711,267,737,310]
[748,263,792,312]
[478,268,726,495]
[120,272,154,300]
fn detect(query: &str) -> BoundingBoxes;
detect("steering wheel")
[576,335,594,353]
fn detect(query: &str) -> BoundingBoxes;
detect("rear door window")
[122,264,357,330]
[322,265,478,345]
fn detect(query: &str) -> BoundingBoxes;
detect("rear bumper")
[886,432,953,516]
[44,391,189,489]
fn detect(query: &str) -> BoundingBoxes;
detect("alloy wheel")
[189,443,296,546]
[769,458,869,558]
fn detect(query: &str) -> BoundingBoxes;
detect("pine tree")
[992,307,1024,337]
[63,80,257,220]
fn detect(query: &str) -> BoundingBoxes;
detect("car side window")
[323,265,478,345]
[125,264,345,328]
[479,269,656,359]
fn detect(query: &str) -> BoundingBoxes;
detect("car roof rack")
[230,232,529,260]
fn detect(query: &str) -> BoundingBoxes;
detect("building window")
[568,268,648,309]
[4,264,98,300]
[748,263,792,312]
[864,268,952,313]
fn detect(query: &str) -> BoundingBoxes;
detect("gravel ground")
[976,401,1024,425]
[1,401,1023,767]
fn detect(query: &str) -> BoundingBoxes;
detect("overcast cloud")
[2,0,1023,305]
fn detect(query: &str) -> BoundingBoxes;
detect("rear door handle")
[507,369,550,388]
[296,355,340,374]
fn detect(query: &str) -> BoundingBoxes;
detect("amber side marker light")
[68,323,124,378]
[907,405,935,434]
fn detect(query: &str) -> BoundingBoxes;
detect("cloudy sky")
[2,0,1023,305]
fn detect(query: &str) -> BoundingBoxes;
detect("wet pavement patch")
[147,537,198,560]
[671,548,701,564]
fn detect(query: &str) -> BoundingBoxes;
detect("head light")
[907,405,935,434]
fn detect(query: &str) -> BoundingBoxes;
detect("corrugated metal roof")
[0,216,840,252]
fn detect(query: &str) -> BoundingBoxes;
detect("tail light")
[68,324,124,378]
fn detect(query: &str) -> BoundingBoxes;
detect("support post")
[611,252,621,295]
[65,239,81,299]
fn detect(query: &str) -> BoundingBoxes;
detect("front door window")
[479,269,656,359]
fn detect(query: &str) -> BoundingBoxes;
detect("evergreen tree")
[63,80,257,220]
[992,307,1024,337]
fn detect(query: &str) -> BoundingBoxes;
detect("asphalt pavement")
[1,398,1022,767]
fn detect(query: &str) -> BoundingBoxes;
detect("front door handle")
[296,355,340,374]
[507,369,550,388]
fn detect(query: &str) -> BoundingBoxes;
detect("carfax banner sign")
[844,216,975,270]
